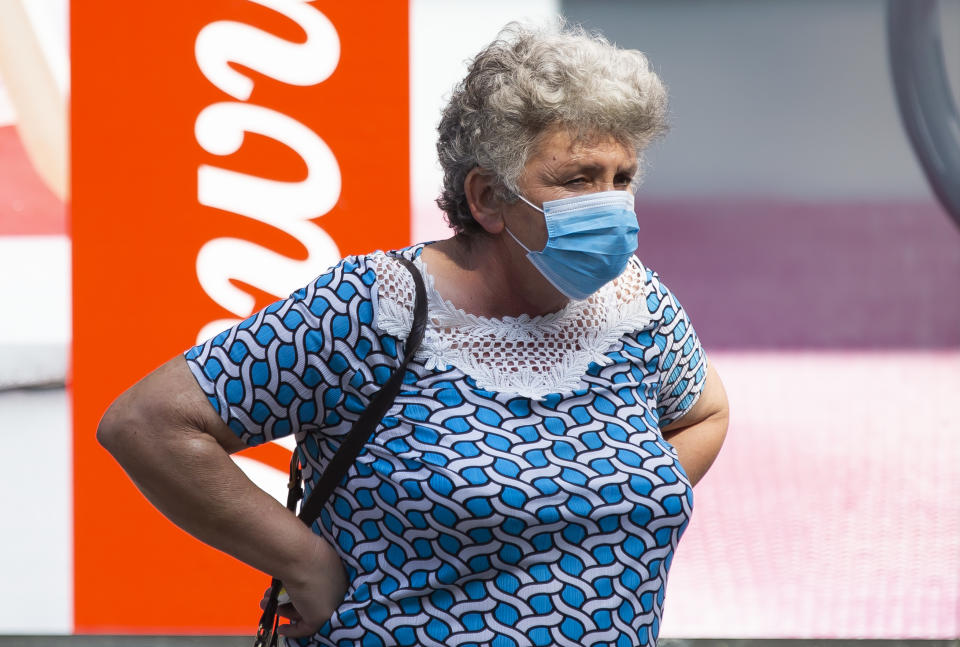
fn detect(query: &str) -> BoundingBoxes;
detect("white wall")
[410,0,559,243]
[0,389,71,633]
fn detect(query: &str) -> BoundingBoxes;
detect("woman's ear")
[464,167,505,234]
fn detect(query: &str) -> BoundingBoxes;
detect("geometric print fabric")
[184,244,706,647]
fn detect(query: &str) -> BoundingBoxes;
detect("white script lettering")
[195,0,340,101]
[193,3,341,344]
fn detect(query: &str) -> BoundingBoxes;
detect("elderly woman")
[99,21,728,647]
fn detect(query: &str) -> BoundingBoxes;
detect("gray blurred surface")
[562,0,960,202]
[0,387,71,634]
[888,0,960,227]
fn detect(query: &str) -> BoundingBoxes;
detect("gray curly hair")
[436,20,668,235]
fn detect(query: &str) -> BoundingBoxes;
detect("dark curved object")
[888,0,960,230]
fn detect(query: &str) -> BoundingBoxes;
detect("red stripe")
[0,125,66,235]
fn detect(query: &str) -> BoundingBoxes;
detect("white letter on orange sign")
[194,102,342,343]
[194,0,340,101]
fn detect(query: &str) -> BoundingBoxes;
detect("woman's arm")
[660,361,729,487]
[97,355,347,638]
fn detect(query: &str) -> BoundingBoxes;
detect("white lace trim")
[372,247,653,399]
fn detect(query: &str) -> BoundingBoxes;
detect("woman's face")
[504,127,638,252]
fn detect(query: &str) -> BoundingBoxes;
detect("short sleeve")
[646,271,708,427]
[184,255,377,447]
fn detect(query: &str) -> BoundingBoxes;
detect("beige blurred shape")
[0,0,69,201]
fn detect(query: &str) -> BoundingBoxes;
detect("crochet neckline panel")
[371,245,653,399]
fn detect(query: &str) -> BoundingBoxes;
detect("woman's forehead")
[530,127,635,168]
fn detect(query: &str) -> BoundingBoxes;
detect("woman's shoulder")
[295,244,426,301]
[587,255,653,330]
[629,259,691,325]
[364,242,428,297]
[355,243,430,339]
[598,256,702,349]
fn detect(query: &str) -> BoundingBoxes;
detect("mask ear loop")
[504,192,544,254]
[504,225,533,254]
[515,193,544,213]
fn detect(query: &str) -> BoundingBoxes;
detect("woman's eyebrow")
[551,161,638,176]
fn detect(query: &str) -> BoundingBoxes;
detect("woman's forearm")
[97,357,346,618]
[661,361,730,486]
[663,412,728,486]
[100,416,314,580]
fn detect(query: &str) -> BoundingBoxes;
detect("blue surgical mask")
[505,190,639,300]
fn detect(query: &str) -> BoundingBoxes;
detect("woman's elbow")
[97,379,173,463]
[96,392,140,457]
[97,357,191,455]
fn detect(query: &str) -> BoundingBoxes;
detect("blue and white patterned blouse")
[185,243,706,647]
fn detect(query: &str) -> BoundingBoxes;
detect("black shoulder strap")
[296,254,426,526]
[255,254,427,646]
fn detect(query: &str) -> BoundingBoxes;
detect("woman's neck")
[420,233,569,319]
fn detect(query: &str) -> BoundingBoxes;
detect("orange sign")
[72,2,409,632]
